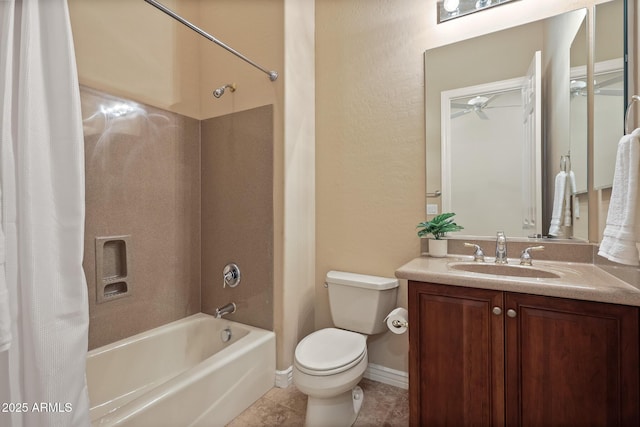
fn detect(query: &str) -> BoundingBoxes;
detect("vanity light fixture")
[437,0,519,23]
[443,0,460,14]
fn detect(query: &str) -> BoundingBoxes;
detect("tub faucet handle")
[223,263,241,288]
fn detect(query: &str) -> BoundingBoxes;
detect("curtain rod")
[143,0,278,82]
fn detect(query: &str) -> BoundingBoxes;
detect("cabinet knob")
[492,306,502,316]
[507,309,517,318]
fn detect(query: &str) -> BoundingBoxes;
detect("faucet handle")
[464,243,485,262]
[520,245,545,266]
[223,263,241,288]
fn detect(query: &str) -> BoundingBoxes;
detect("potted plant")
[416,212,464,257]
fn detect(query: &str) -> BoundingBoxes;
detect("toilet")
[293,270,399,427]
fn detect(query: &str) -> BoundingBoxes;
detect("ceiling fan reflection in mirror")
[570,72,624,97]
[450,93,520,119]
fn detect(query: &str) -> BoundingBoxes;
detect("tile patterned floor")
[226,378,409,427]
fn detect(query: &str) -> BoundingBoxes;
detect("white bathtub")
[87,313,275,427]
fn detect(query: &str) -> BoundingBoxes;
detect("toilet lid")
[295,328,367,375]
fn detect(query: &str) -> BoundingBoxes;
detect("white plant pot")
[429,239,448,258]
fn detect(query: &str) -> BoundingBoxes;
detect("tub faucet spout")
[214,302,236,319]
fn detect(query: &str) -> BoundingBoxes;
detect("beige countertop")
[396,255,640,307]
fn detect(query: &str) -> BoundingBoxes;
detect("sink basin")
[449,262,561,279]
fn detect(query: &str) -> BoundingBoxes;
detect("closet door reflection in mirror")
[441,56,540,238]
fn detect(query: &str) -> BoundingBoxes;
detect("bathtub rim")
[87,312,272,357]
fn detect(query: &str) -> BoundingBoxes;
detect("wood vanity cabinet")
[408,281,640,427]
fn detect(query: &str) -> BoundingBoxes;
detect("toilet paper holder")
[388,318,408,329]
[384,307,409,333]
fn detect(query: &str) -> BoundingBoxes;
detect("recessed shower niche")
[95,235,132,303]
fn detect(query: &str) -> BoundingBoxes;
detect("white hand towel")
[0,279,9,352]
[548,171,567,236]
[568,170,577,194]
[0,200,10,352]
[563,174,572,226]
[598,128,640,265]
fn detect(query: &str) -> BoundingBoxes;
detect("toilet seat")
[295,328,366,376]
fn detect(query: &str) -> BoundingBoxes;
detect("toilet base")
[304,386,364,427]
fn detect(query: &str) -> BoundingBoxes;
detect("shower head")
[213,83,236,98]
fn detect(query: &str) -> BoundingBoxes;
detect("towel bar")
[560,154,571,172]
[624,94,640,135]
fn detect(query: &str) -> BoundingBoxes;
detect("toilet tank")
[326,270,399,335]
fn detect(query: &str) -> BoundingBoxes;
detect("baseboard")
[275,366,293,388]
[364,363,409,390]
[275,363,408,390]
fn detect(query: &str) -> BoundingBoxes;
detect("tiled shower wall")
[201,106,274,331]
[82,88,274,349]
[82,87,201,349]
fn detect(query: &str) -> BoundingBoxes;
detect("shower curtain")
[0,0,90,426]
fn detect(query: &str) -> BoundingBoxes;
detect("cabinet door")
[505,293,639,426]
[409,282,505,426]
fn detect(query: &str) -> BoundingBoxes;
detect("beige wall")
[69,0,201,119]
[277,0,317,370]
[197,0,284,120]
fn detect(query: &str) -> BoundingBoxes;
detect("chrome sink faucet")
[495,231,508,264]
